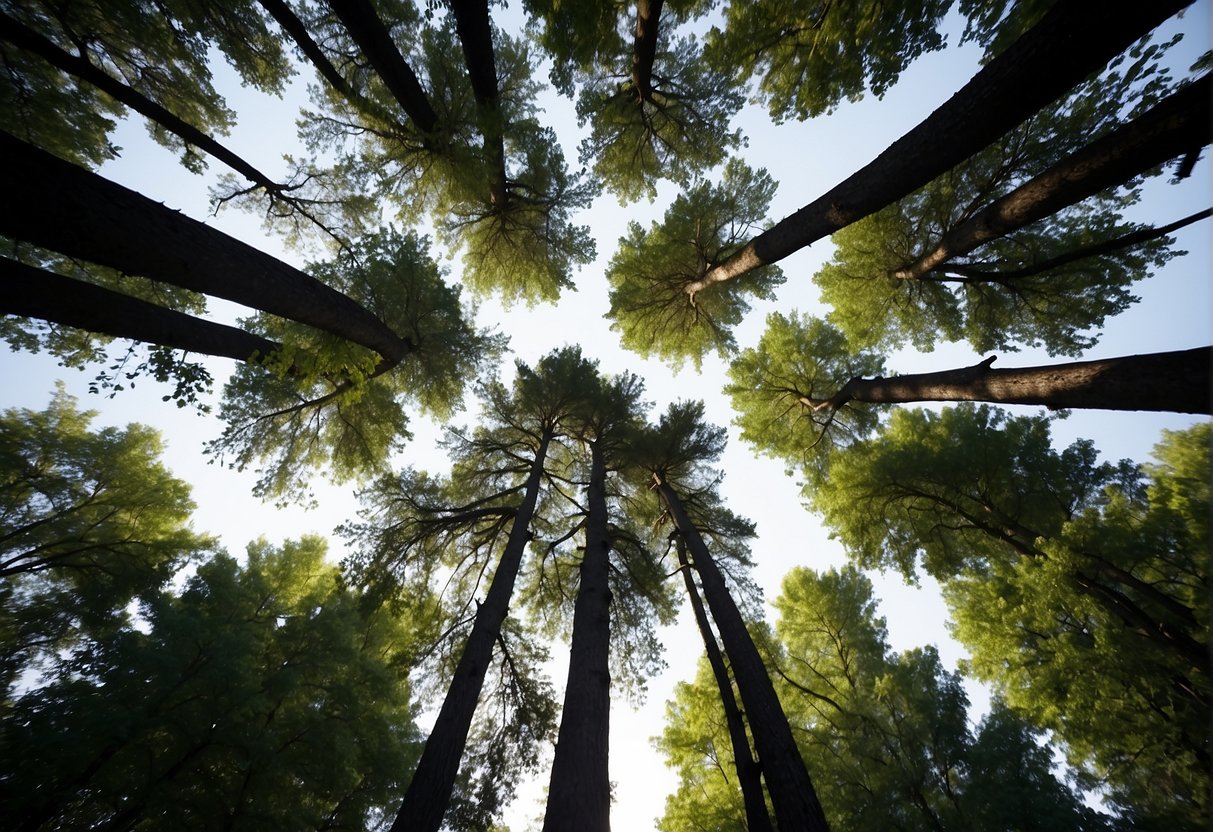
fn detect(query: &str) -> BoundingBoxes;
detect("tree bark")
[655,477,830,832]
[685,0,1195,297]
[543,440,613,832]
[389,430,553,832]
[1,257,282,363]
[448,0,509,209]
[806,348,1212,415]
[631,0,665,101]
[930,207,1212,282]
[0,12,284,193]
[675,538,773,832]
[326,0,439,133]
[0,132,411,366]
[892,75,1212,280]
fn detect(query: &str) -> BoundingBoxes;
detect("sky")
[2,3,1210,829]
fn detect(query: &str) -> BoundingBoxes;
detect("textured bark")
[655,478,830,832]
[1,257,282,363]
[0,132,410,366]
[675,539,773,832]
[543,440,613,832]
[893,75,1212,280]
[807,349,1212,415]
[931,207,1212,282]
[326,0,439,133]
[0,12,283,190]
[389,431,553,832]
[686,0,1195,296]
[631,0,665,101]
[449,0,508,208]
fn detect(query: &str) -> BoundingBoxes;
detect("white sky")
[2,3,1210,829]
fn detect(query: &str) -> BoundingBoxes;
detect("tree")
[674,0,1193,338]
[659,564,1112,831]
[2,537,424,832]
[0,388,215,691]
[635,401,830,832]
[812,406,1210,827]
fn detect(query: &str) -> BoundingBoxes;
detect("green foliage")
[576,34,744,204]
[815,407,1210,827]
[207,228,502,503]
[705,0,951,121]
[0,386,214,690]
[0,0,290,168]
[814,47,1186,356]
[726,312,884,487]
[658,565,1110,831]
[2,537,424,831]
[606,159,783,367]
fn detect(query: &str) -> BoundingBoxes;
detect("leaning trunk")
[687,0,1194,295]
[389,430,553,832]
[892,75,1212,280]
[655,477,830,832]
[631,0,664,101]
[449,0,509,208]
[0,133,411,366]
[1,257,282,364]
[675,538,773,832]
[543,440,613,832]
[809,349,1212,415]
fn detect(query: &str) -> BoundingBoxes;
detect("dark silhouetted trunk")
[543,440,613,832]
[1,257,282,364]
[0,133,411,366]
[655,477,829,832]
[675,538,773,832]
[686,0,1194,296]
[806,348,1212,415]
[892,75,1212,280]
[631,0,664,101]
[932,208,1212,282]
[389,430,553,832]
[327,0,439,133]
[449,0,509,208]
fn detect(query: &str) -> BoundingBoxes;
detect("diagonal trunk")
[631,0,665,102]
[805,348,1212,415]
[326,0,439,133]
[543,439,613,832]
[448,0,509,208]
[389,430,553,832]
[655,476,830,832]
[675,538,773,832]
[1,256,282,363]
[892,75,1212,280]
[686,0,1195,297]
[933,207,1212,282]
[0,132,411,366]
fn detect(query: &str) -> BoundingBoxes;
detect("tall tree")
[813,406,1210,827]
[2,537,424,832]
[635,401,830,832]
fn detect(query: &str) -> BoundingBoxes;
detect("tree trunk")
[0,132,411,366]
[1,256,282,363]
[675,538,773,832]
[0,11,284,193]
[807,349,1212,415]
[631,0,664,101]
[326,0,439,133]
[449,0,509,209]
[892,75,1212,280]
[543,440,613,832]
[933,207,1212,282]
[655,477,830,832]
[685,0,1195,296]
[389,431,553,832]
